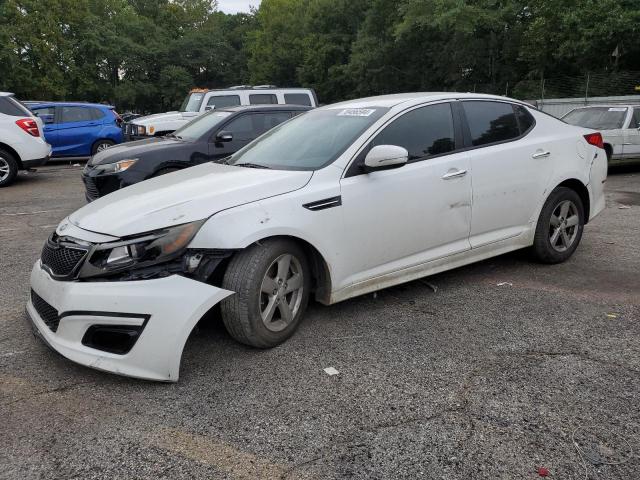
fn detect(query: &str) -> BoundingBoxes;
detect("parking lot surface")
[1,164,639,479]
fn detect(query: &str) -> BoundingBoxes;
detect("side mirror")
[205,106,213,111]
[216,131,233,143]
[364,145,409,171]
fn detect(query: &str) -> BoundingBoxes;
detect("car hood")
[133,111,200,126]
[89,137,187,165]
[69,163,313,238]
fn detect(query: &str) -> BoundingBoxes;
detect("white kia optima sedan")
[27,93,608,381]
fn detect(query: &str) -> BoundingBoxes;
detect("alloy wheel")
[0,156,9,181]
[259,254,304,332]
[549,200,579,252]
[96,142,111,152]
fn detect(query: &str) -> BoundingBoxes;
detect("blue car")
[30,102,123,157]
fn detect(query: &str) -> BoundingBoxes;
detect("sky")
[218,0,261,14]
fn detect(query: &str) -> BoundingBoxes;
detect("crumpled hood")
[69,163,313,238]
[89,137,186,165]
[133,111,199,126]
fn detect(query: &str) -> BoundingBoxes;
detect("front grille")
[31,290,60,332]
[41,236,88,277]
[123,123,139,136]
[83,176,100,200]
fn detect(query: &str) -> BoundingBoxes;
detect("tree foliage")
[0,0,638,111]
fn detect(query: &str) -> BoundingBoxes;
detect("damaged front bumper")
[27,261,233,382]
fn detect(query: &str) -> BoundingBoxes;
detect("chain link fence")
[458,70,640,117]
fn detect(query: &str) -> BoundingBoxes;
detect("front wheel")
[221,239,311,348]
[531,187,585,264]
[92,139,115,155]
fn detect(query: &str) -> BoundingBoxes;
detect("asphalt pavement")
[1,163,639,479]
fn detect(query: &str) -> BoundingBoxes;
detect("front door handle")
[532,150,551,159]
[442,169,468,180]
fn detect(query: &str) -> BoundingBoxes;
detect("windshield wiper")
[234,162,271,169]
[165,133,183,140]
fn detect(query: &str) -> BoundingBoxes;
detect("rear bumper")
[22,155,50,169]
[27,261,233,381]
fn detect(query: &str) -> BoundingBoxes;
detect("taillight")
[584,132,604,149]
[112,110,123,127]
[15,118,40,137]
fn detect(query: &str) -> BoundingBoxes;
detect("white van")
[124,86,317,139]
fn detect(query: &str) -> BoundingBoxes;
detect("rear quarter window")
[0,96,32,117]
[514,105,535,134]
[284,93,312,106]
[90,108,105,120]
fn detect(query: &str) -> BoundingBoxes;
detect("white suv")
[124,86,317,139]
[0,92,51,187]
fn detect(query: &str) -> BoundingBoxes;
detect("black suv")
[82,104,311,201]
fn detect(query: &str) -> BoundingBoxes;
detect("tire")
[531,187,585,264]
[151,167,180,177]
[0,148,19,188]
[92,139,115,155]
[221,239,311,348]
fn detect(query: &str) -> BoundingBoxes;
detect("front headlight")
[78,221,203,279]
[95,158,139,174]
[137,125,146,136]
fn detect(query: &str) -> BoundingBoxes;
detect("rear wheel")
[221,239,311,348]
[0,149,18,188]
[92,139,115,155]
[531,187,585,264]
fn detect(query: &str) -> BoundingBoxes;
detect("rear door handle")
[532,150,551,159]
[442,169,467,180]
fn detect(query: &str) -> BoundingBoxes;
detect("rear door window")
[628,108,640,129]
[371,102,456,161]
[514,105,535,134]
[60,106,94,123]
[207,95,241,109]
[284,93,312,106]
[462,101,520,146]
[249,94,277,105]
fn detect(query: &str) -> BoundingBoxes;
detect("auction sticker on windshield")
[337,108,376,117]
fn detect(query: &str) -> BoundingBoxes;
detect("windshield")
[173,111,232,141]
[563,107,628,129]
[179,92,206,112]
[228,107,389,170]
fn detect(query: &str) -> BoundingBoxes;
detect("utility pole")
[585,73,590,105]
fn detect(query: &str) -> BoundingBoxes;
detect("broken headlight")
[78,221,203,279]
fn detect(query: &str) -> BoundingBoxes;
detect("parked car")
[83,105,312,201]
[562,105,640,164]
[29,102,123,157]
[123,86,317,140]
[0,92,51,187]
[27,93,607,381]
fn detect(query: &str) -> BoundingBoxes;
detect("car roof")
[29,101,114,109]
[219,105,313,113]
[0,92,14,97]
[321,92,529,110]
